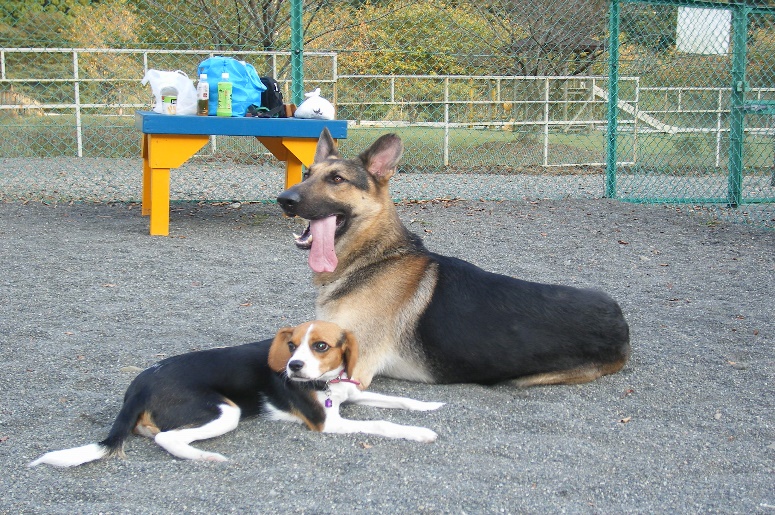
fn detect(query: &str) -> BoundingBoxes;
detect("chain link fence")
[612,0,775,227]
[1,0,773,225]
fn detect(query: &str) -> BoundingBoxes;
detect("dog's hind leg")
[511,357,629,387]
[154,403,241,461]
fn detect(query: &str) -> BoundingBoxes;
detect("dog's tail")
[29,390,149,468]
[28,442,110,468]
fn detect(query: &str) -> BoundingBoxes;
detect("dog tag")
[325,398,333,408]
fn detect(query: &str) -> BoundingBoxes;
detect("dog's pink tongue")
[309,216,338,273]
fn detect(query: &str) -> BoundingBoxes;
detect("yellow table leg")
[141,134,151,216]
[257,136,332,189]
[281,138,318,188]
[255,137,288,162]
[285,154,303,190]
[144,134,209,236]
[139,133,334,235]
[281,138,318,168]
[149,168,171,236]
[257,136,296,187]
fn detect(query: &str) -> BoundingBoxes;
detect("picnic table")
[135,111,348,235]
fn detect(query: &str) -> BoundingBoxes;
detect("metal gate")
[606,0,775,207]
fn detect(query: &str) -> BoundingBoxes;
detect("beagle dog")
[29,321,443,467]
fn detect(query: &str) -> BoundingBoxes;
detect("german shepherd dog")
[277,129,631,389]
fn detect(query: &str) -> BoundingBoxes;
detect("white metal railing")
[0,48,338,157]
[336,74,631,166]
[3,49,774,167]
[640,86,775,167]
[336,75,773,167]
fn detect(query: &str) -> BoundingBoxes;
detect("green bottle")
[217,72,232,117]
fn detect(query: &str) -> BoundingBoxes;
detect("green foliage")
[1,1,39,25]
[132,0,287,51]
[0,9,71,47]
[0,0,127,47]
[67,0,141,48]
[621,4,678,52]
[305,1,499,75]
[472,0,609,76]
[40,0,93,15]
[748,24,775,86]
[2,0,89,23]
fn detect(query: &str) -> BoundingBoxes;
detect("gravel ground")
[0,157,608,202]
[0,196,773,514]
[1,157,773,227]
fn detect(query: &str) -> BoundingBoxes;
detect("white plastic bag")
[141,70,197,115]
[294,88,335,120]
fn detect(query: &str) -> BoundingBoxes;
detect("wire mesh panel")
[1,0,773,224]
[609,0,775,224]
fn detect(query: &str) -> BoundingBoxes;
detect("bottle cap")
[200,73,207,79]
[221,72,229,80]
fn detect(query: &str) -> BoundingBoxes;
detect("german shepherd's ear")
[314,127,340,163]
[341,329,359,380]
[268,327,295,372]
[359,133,403,181]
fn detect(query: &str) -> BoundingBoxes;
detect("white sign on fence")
[676,7,731,55]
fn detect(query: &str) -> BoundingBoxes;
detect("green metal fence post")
[606,0,621,199]
[727,4,748,208]
[290,0,304,106]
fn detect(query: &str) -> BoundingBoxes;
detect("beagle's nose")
[288,360,304,372]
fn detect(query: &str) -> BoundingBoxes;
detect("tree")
[303,0,498,75]
[136,0,299,51]
[0,1,73,47]
[67,0,145,110]
[621,4,677,52]
[472,0,609,76]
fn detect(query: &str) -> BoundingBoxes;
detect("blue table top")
[135,111,348,138]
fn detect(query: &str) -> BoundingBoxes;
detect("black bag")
[258,76,285,117]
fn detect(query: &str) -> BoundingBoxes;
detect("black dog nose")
[277,189,300,213]
[288,360,304,372]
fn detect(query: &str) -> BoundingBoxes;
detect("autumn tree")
[303,0,499,75]
[135,0,295,51]
[67,0,145,109]
[472,0,609,76]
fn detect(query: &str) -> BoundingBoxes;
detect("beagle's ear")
[342,329,359,380]
[268,327,295,373]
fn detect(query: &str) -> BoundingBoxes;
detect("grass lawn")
[1,115,771,174]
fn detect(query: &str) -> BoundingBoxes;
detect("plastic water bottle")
[196,73,209,116]
[217,72,232,117]
[160,85,178,115]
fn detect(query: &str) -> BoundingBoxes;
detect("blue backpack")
[198,57,266,117]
